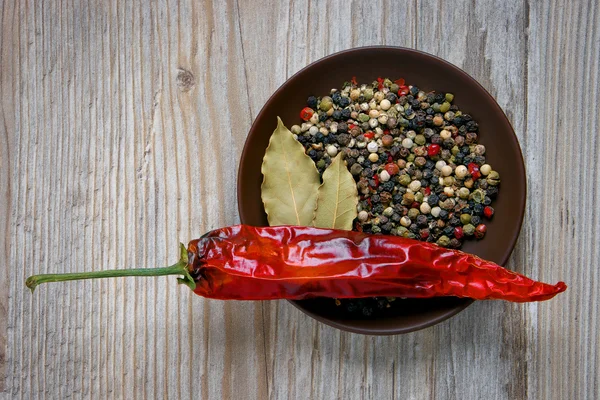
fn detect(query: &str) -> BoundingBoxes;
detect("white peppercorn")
[455,165,468,178]
[358,210,369,222]
[480,164,492,175]
[409,180,421,192]
[402,138,413,148]
[441,165,453,176]
[379,170,391,182]
[326,145,338,157]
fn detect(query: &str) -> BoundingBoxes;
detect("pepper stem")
[25,243,196,292]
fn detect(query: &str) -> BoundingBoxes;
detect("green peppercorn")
[463,224,475,236]
[408,208,420,220]
[470,188,485,203]
[445,93,454,102]
[460,213,471,224]
[383,78,393,88]
[407,154,415,162]
[390,83,399,93]
[414,134,426,145]
[432,103,441,112]
[414,156,427,168]
[439,101,451,113]
[398,118,409,127]
[443,176,455,186]
[486,170,500,186]
[451,145,460,155]
[399,174,411,186]
[316,159,326,169]
[358,113,370,122]
[414,192,424,203]
[320,96,333,111]
[458,187,470,199]
[397,226,408,236]
[383,207,394,217]
[364,88,374,101]
[436,235,451,247]
[371,226,382,234]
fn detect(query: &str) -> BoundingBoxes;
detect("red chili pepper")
[394,78,405,86]
[398,85,409,96]
[363,131,375,140]
[351,76,358,86]
[424,187,431,196]
[300,107,314,121]
[377,77,385,90]
[26,226,566,302]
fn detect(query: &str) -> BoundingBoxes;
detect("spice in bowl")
[290,77,502,316]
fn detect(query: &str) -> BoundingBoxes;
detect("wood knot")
[176,68,195,92]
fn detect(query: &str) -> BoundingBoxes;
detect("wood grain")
[1,0,598,399]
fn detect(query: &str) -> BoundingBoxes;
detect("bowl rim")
[237,45,527,335]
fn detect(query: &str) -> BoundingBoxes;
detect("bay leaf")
[261,117,321,226]
[313,153,358,230]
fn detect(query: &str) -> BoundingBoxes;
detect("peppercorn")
[438,210,449,220]
[406,208,419,220]
[460,213,471,225]
[463,224,475,236]
[454,226,464,240]
[449,216,460,227]
[484,206,494,219]
[472,204,484,216]
[486,171,500,186]
[336,133,351,146]
[436,235,450,247]
[475,224,487,239]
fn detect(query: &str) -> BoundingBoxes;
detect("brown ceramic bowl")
[237,47,526,335]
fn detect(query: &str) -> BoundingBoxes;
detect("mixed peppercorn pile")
[291,77,501,316]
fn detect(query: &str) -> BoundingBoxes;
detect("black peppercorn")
[307,96,318,109]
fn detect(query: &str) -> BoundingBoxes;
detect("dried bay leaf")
[261,117,321,226]
[313,153,358,230]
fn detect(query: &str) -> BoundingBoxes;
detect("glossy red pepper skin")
[187,225,566,302]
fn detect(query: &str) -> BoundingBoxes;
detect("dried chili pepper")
[26,225,566,302]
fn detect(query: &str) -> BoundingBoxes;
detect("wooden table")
[1,1,598,399]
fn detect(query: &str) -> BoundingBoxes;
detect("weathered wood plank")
[2,0,266,398]
[526,0,600,398]
[1,0,598,399]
